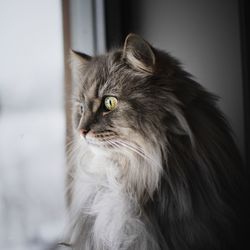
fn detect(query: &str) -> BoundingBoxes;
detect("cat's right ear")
[69,49,91,70]
[123,33,156,74]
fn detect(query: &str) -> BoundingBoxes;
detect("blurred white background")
[0,0,66,249]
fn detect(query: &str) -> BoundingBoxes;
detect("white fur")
[65,136,162,250]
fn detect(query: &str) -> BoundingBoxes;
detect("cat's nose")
[79,128,89,137]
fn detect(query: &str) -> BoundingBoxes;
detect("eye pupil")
[104,96,117,111]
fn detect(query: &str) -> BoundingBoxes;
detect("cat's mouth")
[83,130,148,157]
[83,130,118,149]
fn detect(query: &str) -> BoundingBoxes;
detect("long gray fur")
[64,34,248,250]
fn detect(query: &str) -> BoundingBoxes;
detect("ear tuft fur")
[123,33,156,74]
[69,49,91,70]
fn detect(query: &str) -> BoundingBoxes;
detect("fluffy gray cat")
[62,34,248,250]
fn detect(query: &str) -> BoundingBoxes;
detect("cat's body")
[65,34,248,250]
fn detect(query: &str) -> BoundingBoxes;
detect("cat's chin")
[85,139,114,157]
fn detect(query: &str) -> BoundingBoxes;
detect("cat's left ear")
[123,33,156,74]
[70,49,91,69]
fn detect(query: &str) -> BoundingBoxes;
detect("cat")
[63,33,248,250]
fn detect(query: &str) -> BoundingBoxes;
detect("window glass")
[0,0,65,249]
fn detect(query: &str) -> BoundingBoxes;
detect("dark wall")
[107,0,245,159]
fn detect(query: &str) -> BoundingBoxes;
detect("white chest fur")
[68,152,159,250]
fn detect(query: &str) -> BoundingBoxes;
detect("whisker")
[66,143,81,161]
[115,140,144,156]
[57,242,73,248]
[105,139,121,150]
[115,140,146,156]
[114,139,160,168]
[65,138,75,148]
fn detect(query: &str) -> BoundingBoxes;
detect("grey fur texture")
[64,34,248,250]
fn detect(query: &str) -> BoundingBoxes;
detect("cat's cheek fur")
[79,129,163,199]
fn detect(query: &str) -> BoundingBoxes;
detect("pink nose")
[79,128,89,137]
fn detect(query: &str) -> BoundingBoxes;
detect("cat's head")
[70,34,203,197]
[71,34,193,164]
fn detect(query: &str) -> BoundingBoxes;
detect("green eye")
[104,96,118,111]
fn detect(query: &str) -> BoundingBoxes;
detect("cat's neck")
[73,148,161,211]
[66,147,161,249]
